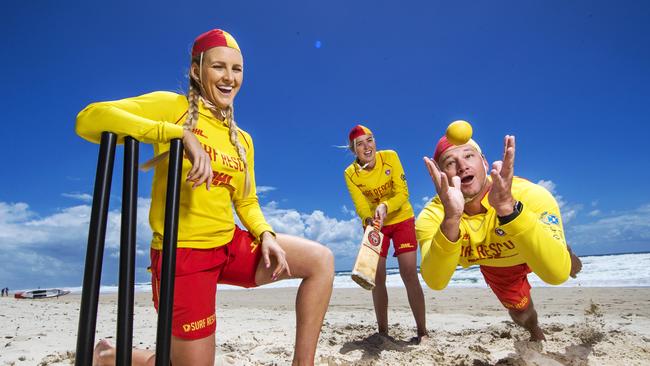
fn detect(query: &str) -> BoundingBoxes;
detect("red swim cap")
[348,125,373,145]
[433,136,482,162]
[192,29,241,57]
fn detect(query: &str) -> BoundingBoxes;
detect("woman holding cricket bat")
[77,29,334,366]
[343,125,428,342]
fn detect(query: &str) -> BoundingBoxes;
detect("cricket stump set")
[75,132,183,366]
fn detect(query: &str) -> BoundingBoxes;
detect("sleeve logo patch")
[539,211,560,225]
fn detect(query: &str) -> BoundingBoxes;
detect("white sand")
[1,287,649,365]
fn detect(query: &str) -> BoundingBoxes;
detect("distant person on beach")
[416,131,582,341]
[343,125,428,343]
[77,29,334,365]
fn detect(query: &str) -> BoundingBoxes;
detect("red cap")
[348,125,373,145]
[192,29,240,57]
[433,136,482,162]
[433,136,453,162]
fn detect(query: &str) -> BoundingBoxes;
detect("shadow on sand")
[338,332,415,362]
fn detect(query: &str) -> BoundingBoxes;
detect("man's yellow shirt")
[416,177,571,290]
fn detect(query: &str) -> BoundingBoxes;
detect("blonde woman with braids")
[76,29,334,366]
[343,125,428,343]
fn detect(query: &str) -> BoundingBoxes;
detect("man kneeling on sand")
[416,129,581,341]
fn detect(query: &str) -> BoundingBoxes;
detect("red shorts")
[480,264,532,311]
[379,217,418,258]
[150,225,261,340]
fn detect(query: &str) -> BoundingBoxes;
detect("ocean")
[52,252,650,294]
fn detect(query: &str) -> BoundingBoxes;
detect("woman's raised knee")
[302,244,334,281]
[317,245,335,280]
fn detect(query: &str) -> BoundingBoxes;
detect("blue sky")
[1,0,649,289]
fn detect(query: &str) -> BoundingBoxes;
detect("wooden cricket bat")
[351,224,384,290]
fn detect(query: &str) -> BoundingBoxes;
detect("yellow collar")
[198,101,228,127]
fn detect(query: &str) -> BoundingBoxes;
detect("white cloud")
[62,192,94,202]
[0,199,153,288]
[341,205,356,217]
[257,186,276,194]
[568,203,650,248]
[588,209,601,217]
[536,179,581,223]
[412,195,432,211]
[0,199,152,252]
[262,201,361,257]
[536,179,556,193]
[0,202,34,223]
[0,250,73,291]
[0,198,366,288]
[6,187,645,289]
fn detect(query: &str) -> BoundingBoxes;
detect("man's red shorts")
[379,217,418,258]
[150,225,261,340]
[480,263,532,311]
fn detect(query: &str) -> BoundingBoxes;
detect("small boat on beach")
[14,288,70,299]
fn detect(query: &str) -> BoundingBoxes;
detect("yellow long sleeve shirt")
[76,91,274,250]
[416,177,571,290]
[344,150,414,226]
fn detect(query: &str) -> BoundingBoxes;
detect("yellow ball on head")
[446,120,473,145]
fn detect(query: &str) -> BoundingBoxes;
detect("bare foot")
[93,339,115,366]
[411,334,431,345]
[529,326,546,342]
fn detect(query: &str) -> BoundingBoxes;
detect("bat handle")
[372,219,381,231]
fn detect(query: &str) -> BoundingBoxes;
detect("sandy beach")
[1,286,649,365]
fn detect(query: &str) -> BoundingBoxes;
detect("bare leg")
[170,335,216,366]
[508,300,546,341]
[93,336,214,366]
[93,339,155,366]
[397,251,427,339]
[371,257,388,335]
[255,234,334,366]
[94,236,333,366]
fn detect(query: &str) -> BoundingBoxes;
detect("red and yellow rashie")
[76,91,273,250]
[344,150,414,227]
[76,90,275,339]
[76,29,335,357]
[344,150,417,257]
[416,177,572,291]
